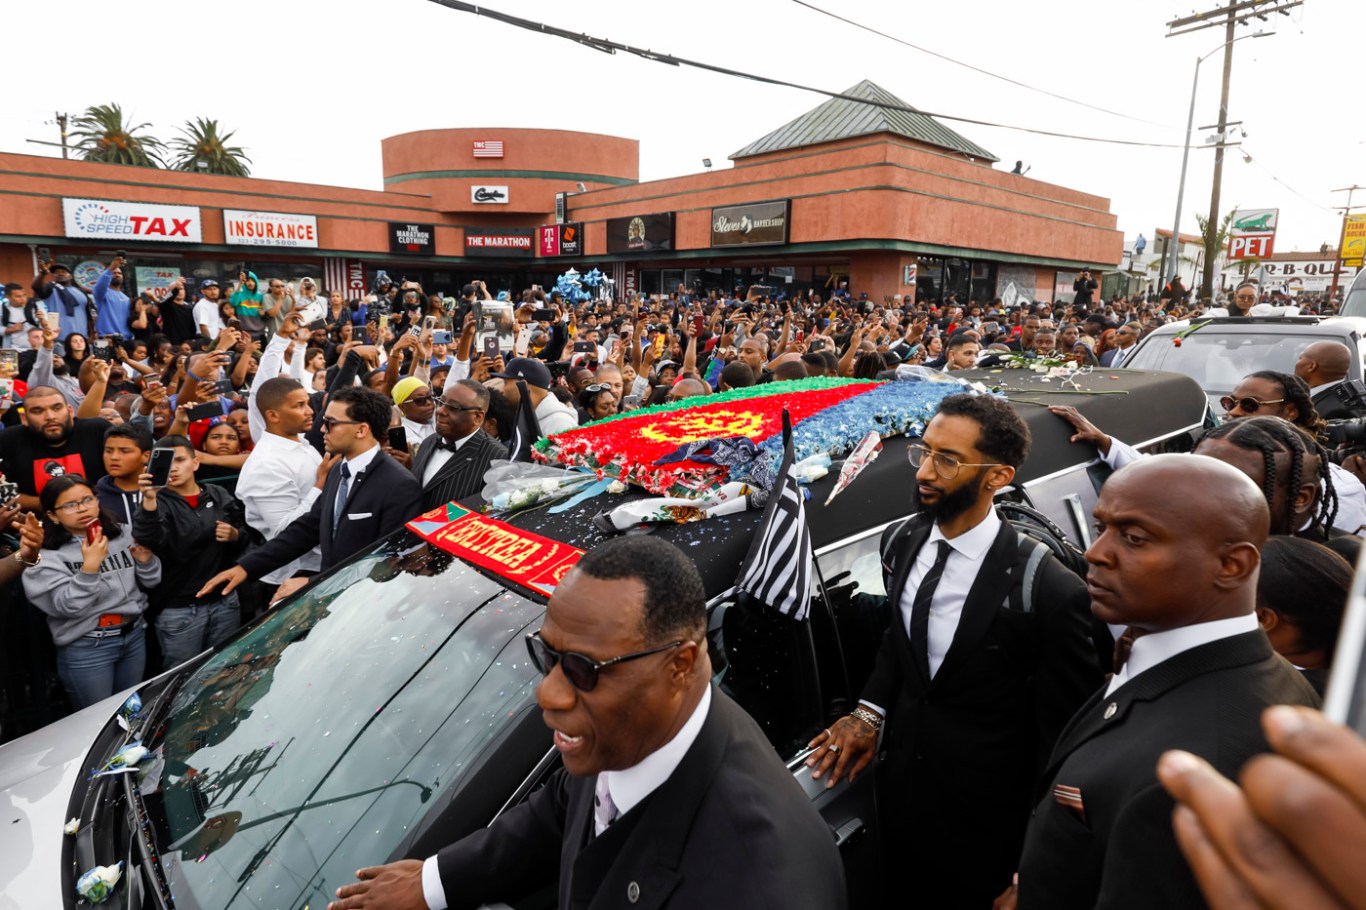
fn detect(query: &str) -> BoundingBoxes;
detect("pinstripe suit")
[412,429,509,512]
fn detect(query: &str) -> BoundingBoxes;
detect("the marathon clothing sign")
[537,223,583,257]
[606,213,674,253]
[224,210,319,248]
[465,228,534,258]
[471,185,509,204]
[710,200,789,248]
[389,222,435,255]
[62,198,202,243]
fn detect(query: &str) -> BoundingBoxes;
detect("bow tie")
[435,437,461,453]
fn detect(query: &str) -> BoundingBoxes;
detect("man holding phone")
[93,255,132,340]
[134,435,251,670]
[30,260,91,341]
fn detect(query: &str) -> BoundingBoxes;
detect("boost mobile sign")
[62,198,202,243]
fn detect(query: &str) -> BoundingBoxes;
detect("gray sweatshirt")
[22,527,161,646]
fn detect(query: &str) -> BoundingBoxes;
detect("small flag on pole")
[733,409,814,621]
[509,379,544,462]
[473,140,505,158]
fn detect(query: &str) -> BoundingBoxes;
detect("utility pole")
[26,111,72,159]
[1165,0,1302,303]
[1328,185,1364,307]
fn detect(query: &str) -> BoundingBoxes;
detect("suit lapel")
[890,522,934,685]
[932,520,1020,685]
[1042,630,1275,782]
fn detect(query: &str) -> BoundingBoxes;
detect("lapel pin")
[1103,702,1118,720]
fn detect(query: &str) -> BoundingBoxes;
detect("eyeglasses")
[404,395,434,407]
[1220,395,1285,413]
[583,383,611,394]
[53,494,97,514]
[436,398,482,413]
[525,631,682,692]
[321,416,363,431]
[907,443,1001,479]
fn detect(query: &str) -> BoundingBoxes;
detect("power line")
[424,0,1238,152]
[790,0,1179,130]
[1238,147,1334,212]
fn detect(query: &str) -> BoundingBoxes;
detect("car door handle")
[832,817,865,848]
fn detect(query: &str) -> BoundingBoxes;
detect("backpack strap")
[1009,533,1051,615]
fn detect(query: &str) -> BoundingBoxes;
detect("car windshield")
[1125,330,1349,394]
[140,537,544,909]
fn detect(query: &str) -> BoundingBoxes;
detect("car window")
[817,529,896,701]
[1127,331,1351,392]
[1343,272,1366,318]
[709,595,826,758]
[144,541,545,910]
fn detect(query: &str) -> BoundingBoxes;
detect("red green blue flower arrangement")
[534,377,964,495]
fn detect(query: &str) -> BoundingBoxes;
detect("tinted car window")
[145,542,545,909]
[1126,331,1346,392]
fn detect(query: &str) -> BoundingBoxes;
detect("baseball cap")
[391,376,429,406]
[493,357,552,390]
[200,278,219,289]
[49,262,72,273]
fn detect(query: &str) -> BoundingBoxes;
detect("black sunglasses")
[1220,395,1284,413]
[435,398,481,413]
[525,631,681,692]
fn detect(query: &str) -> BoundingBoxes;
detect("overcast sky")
[4,0,1361,255]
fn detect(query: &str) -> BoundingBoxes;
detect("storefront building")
[0,80,1120,305]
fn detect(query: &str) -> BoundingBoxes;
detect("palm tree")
[1195,209,1238,302]
[69,104,165,167]
[170,119,252,176]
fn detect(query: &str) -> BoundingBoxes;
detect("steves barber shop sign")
[62,198,202,243]
[710,200,790,248]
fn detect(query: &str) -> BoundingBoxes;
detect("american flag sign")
[473,140,504,159]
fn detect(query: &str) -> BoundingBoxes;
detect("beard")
[920,472,986,526]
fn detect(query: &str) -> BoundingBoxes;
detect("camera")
[1325,418,1366,450]
[1334,379,1366,415]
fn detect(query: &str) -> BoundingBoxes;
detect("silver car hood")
[0,689,131,908]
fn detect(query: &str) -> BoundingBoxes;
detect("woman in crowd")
[1255,536,1350,696]
[129,295,156,341]
[194,420,248,494]
[23,475,161,710]
[64,332,91,372]
[225,403,254,451]
[578,384,618,424]
[325,289,352,327]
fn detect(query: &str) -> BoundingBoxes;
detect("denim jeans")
[155,594,242,671]
[56,623,147,711]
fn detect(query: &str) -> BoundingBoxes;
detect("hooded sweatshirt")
[231,272,266,334]
[131,482,249,611]
[96,474,143,527]
[23,525,161,646]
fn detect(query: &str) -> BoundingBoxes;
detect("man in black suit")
[1294,340,1354,420]
[807,393,1101,909]
[199,387,422,597]
[1010,455,1320,909]
[328,536,845,910]
[412,379,508,512]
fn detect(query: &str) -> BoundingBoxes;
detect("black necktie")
[435,436,460,453]
[332,462,351,535]
[910,540,952,679]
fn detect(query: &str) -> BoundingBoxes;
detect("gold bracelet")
[851,706,883,732]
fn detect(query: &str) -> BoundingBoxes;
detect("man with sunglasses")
[329,535,844,910]
[410,379,507,512]
[805,394,1100,909]
[199,387,421,600]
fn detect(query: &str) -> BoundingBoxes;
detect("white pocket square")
[347,512,373,520]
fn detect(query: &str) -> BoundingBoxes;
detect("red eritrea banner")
[406,503,583,596]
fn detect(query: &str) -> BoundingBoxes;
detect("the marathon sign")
[389,222,435,255]
[606,213,674,253]
[1228,208,1278,261]
[224,209,319,248]
[62,198,202,243]
[464,228,534,258]
[471,185,509,205]
[537,223,583,257]
[710,200,789,248]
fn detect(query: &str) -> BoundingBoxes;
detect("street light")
[1162,31,1268,291]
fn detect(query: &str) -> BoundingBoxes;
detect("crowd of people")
[3,254,1366,909]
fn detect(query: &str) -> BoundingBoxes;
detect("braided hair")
[1199,415,1339,539]
[1244,370,1327,440]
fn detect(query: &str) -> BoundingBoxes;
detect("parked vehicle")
[0,370,1206,909]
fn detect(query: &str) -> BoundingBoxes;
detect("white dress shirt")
[236,432,322,585]
[861,509,1002,717]
[1105,613,1260,697]
[421,428,480,486]
[420,686,713,910]
[401,415,437,449]
[248,331,308,447]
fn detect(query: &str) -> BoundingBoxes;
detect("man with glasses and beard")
[410,379,508,512]
[0,385,112,511]
[805,393,1101,909]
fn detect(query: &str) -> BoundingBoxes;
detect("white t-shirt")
[4,304,31,350]
[192,298,224,338]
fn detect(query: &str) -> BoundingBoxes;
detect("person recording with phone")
[93,255,132,341]
[133,436,250,671]
[30,260,92,341]
[22,474,160,710]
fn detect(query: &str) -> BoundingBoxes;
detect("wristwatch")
[13,550,39,567]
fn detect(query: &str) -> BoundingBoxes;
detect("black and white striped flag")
[509,379,544,462]
[734,409,814,621]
